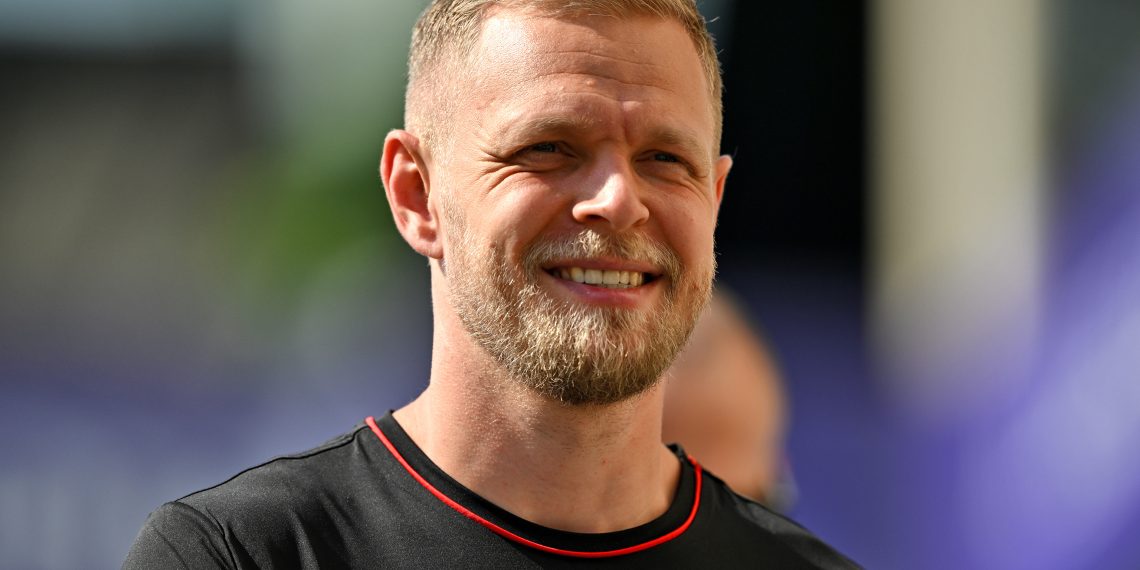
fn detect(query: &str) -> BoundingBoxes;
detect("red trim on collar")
[365,415,702,558]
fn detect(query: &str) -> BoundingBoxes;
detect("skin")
[662,293,789,504]
[380,10,732,533]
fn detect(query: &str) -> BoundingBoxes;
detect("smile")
[545,267,655,289]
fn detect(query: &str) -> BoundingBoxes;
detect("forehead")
[462,10,715,146]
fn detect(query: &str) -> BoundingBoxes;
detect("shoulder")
[180,425,371,515]
[124,501,235,569]
[697,470,862,569]
[125,424,381,569]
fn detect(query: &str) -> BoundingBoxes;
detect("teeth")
[553,267,649,289]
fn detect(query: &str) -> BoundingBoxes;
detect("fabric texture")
[124,413,859,569]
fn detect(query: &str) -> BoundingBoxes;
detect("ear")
[712,154,733,211]
[380,130,443,259]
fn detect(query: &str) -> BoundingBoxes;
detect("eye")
[528,142,558,153]
[510,141,571,170]
[639,150,699,181]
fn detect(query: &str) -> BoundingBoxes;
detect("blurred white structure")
[871,0,1045,424]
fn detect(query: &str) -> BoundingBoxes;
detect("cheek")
[501,189,576,241]
[469,201,559,264]
[666,212,717,268]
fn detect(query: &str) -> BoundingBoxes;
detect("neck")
[394,275,680,533]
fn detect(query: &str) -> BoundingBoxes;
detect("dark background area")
[719,0,865,268]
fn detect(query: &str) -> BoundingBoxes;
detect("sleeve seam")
[169,501,240,570]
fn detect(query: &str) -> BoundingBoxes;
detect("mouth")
[543,266,660,289]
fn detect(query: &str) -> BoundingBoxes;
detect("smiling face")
[430,10,731,405]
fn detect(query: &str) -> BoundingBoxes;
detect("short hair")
[405,0,724,156]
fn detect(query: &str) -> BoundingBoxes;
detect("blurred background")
[1,0,1138,568]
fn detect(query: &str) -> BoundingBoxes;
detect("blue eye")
[530,142,558,153]
[653,152,680,163]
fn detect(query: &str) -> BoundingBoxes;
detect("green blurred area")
[219,144,398,320]
[215,0,423,322]
[0,0,430,384]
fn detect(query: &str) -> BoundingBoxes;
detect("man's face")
[434,10,730,405]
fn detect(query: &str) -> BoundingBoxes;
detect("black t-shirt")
[125,413,858,568]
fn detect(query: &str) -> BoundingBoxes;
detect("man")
[662,290,797,510]
[126,1,857,567]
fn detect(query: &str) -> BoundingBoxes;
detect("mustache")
[523,230,682,280]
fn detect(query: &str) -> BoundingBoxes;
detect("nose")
[571,159,650,231]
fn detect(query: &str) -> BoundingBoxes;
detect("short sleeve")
[123,501,234,570]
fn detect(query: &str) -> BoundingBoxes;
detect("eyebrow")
[501,115,599,144]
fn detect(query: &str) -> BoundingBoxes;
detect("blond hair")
[405,0,723,155]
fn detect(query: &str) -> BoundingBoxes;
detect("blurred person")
[125,1,856,567]
[662,290,797,510]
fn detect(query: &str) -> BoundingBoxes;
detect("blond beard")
[444,222,713,406]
